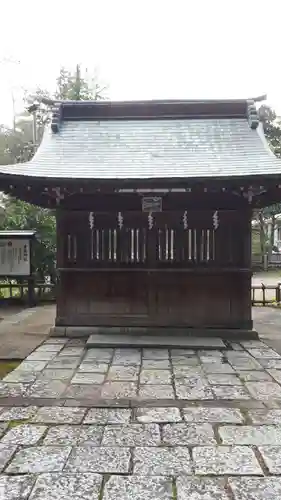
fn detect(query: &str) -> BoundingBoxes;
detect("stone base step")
[86,334,225,349]
[50,326,259,345]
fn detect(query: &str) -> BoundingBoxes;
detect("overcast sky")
[0,0,280,126]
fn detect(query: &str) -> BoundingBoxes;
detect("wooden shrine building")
[0,98,281,340]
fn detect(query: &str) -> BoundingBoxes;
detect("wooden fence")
[251,283,281,306]
[0,281,56,305]
[252,254,281,269]
[0,280,280,308]
[268,254,281,266]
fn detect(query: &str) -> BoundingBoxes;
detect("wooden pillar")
[27,277,36,307]
[243,208,253,268]
[55,209,64,325]
[244,208,253,327]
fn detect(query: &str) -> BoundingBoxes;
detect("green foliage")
[0,198,56,281]
[252,105,281,261]
[259,104,281,157]
[258,105,281,228]
[55,64,107,101]
[0,361,20,380]
[24,87,53,140]
[252,228,262,256]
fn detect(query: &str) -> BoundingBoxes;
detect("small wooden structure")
[0,98,280,338]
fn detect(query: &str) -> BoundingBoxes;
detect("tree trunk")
[268,215,276,256]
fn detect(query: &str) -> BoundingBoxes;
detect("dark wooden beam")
[60,99,248,122]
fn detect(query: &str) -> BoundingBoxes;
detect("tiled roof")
[0,99,280,180]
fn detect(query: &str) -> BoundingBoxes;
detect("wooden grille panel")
[90,228,147,264]
[61,210,246,269]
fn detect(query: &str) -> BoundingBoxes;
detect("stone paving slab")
[46,358,81,370]
[0,382,28,397]
[212,385,251,400]
[0,474,36,500]
[64,384,102,399]
[258,446,281,473]
[58,347,85,357]
[32,406,86,424]
[27,380,67,398]
[229,357,263,370]
[267,369,281,383]
[71,373,105,385]
[39,368,76,381]
[202,363,236,374]
[238,370,273,382]
[246,381,281,399]
[101,381,137,398]
[136,407,181,423]
[84,348,113,361]
[0,405,38,421]
[84,408,131,424]
[206,373,243,385]
[142,359,171,369]
[219,424,281,445]
[138,384,175,399]
[43,425,104,446]
[177,477,229,500]
[65,446,131,473]
[172,356,200,366]
[193,446,263,475]
[0,444,17,471]
[3,370,37,383]
[1,424,46,445]
[102,423,161,446]
[248,347,281,359]
[162,423,215,446]
[140,369,172,384]
[103,475,173,500]
[25,351,57,362]
[133,446,192,475]
[259,358,281,368]
[78,362,109,373]
[7,446,72,474]
[175,381,214,400]
[182,407,244,423]
[229,477,281,500]
[107,365,139,381]
[248,409,281,424]
[28,473,102,500]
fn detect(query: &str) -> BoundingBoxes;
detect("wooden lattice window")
[156,228,215,263]
[63,210,244,268]
[89,228,147,264]
[66,234,77,262]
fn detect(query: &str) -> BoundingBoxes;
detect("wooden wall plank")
[58,270,252,329]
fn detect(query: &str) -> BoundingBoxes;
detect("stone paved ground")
[1,338,281,497]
